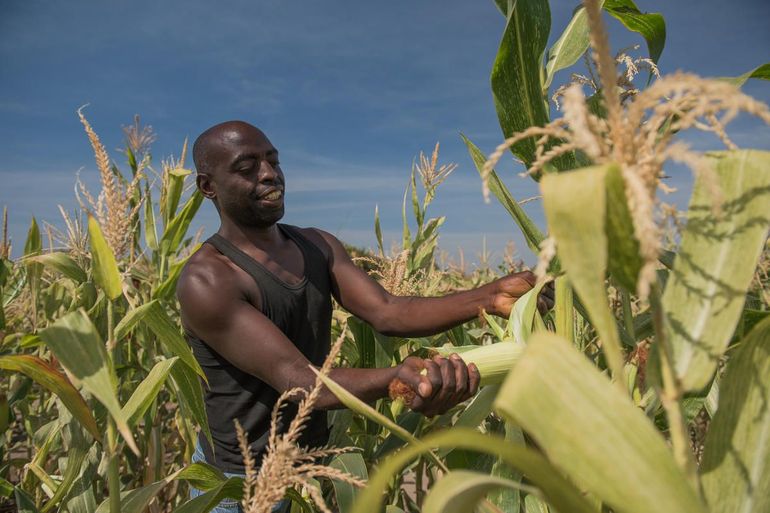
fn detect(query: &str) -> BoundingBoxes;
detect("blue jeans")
[189,442,289,513]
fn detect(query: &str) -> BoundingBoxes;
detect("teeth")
[263,191,281,200]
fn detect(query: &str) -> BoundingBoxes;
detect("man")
[177,121,552,509]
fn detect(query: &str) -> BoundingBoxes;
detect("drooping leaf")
[423,470,526,513]
[329,452,368,513]
[26,252,87,283]
[541,164,624,380]
[121,357,178,426]
[39,309,137,454]
[87,216,122,300]
[169,361,212,450]
[0,355,99,440]
[495,331,705,513]
[176,462,227,492]
[604,0,666,63]
[462,134,546,255]
[663,150,770,391]
[490,0,551,170]
[544,1,606,89]
[95,468,184,513]
[700,317,770,513]
[172,476,243,513]
[350,428,596,513]
[718,62,770,87]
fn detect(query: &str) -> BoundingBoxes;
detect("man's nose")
[258,160,279,181]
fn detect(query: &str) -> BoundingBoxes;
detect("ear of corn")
[390,341,527,406]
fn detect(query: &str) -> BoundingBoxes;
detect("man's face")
[199,124,286,228]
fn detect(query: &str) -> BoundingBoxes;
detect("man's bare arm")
[306,228,553,338]
[177,260,478,414]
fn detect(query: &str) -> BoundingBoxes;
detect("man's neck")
[217,221,283,250]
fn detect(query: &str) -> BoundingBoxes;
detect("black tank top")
[186,224,333,473]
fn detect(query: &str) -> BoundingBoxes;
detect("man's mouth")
[257,188,283,201]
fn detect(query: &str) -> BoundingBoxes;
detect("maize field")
[1,0,769,512]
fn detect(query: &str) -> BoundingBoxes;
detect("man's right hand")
[394,354,480,417]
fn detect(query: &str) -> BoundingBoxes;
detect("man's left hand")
[490,270,555,318]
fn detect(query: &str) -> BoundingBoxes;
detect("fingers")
[467,363,481,398]
[450,353,468,402]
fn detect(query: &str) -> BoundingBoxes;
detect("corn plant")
[320,1,770,512]
[0,115,244,512]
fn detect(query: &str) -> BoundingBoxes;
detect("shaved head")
[192,121,270,176]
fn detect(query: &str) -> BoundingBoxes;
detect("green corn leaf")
[95,468,185,513]
[410,168,422,230]
[718,62,770,87]
[169,361,213,450]
[24,217,42,300]
[461,134,546,255]
[374,204,384,256]
[172,476,243,513]
[39,309,138,454]
[524,495,550,513]
[14,487,40,513]
[401,185,411,250]
[495,331,705,513]
[87,216,122,300]
[604,0,666,63]
[663,150,770,391]
[144,186,159,252]
[154,246,199,300]
[25,252,87,283]
[115,299,205,380]
[423,470,529,513]
[0,477,12,498]
[40,442,88,513]
[350,428,596,513]
[491,0,551,171]
[544,1,606,89]
[164,167,193,225]
[160,189,203,256]
[541,164,624,381]
[604,165,643,292]
[554,276,574,341]
[508,282,546,342]
[0,354,99,440]
[700,316,770,513]
[24,216,41,257]
[176,462,227,492]
[121,357,178,426]
[329,452,368,513]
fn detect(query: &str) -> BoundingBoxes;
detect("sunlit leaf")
[491,0,551,171]
[544,1,606,89]
[0,354,99,440]
[25,252,87,283]
[700,317,770,513]
[462,134,546,255]
[121,357,178,426]
[87,216,122,300]
[495,331,705,513]
[423,470,526,513]
[663,150,770,391]
[350,428,595,513]
[718,62,770,87]
[541,164,624,380]
[329,452,368,513]
[39,309,137,454]
[160,190,203,256]
[604,0,665,63]
[172,476,243,513]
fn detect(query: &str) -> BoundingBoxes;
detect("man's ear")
[196,173,216,200]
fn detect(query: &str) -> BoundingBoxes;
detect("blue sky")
[2,0,769,266]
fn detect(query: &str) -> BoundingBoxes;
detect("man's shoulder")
[283,225,337,260]
[177,242,240,297]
